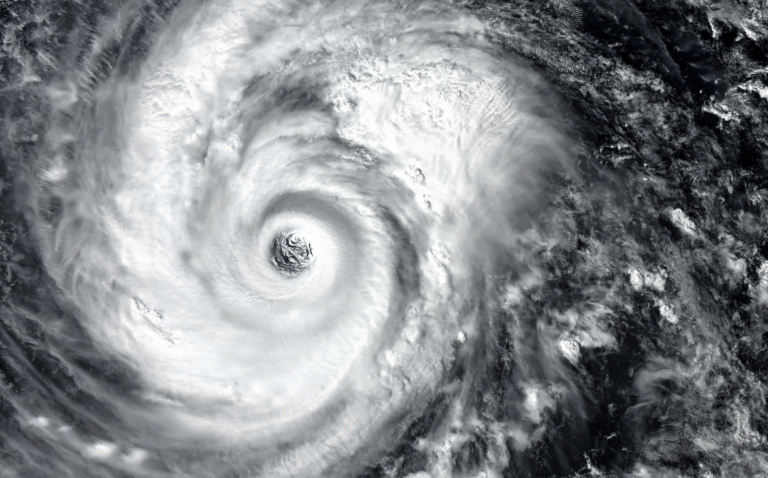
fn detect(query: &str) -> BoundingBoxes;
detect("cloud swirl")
[15,0,575,475]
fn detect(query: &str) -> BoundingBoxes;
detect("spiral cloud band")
[20,0,573,475]
[6,0,768,476]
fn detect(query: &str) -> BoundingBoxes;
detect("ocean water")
[1,0,768,476]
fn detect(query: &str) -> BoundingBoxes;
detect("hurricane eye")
[272,232,314,275]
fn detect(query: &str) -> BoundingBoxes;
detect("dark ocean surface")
[1,0,768,476]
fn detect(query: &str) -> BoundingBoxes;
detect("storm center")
[271,231,314,276]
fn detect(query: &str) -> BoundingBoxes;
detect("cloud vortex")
[6,0,768,476]
[14,0,575,476]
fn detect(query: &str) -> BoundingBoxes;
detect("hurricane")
[2,0,768,477]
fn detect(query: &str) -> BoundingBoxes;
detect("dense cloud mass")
[1,0,768,477]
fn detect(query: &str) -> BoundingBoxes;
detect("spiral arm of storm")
[2,0,768,477]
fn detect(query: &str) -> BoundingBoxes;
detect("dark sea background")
[2,0,768,477]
